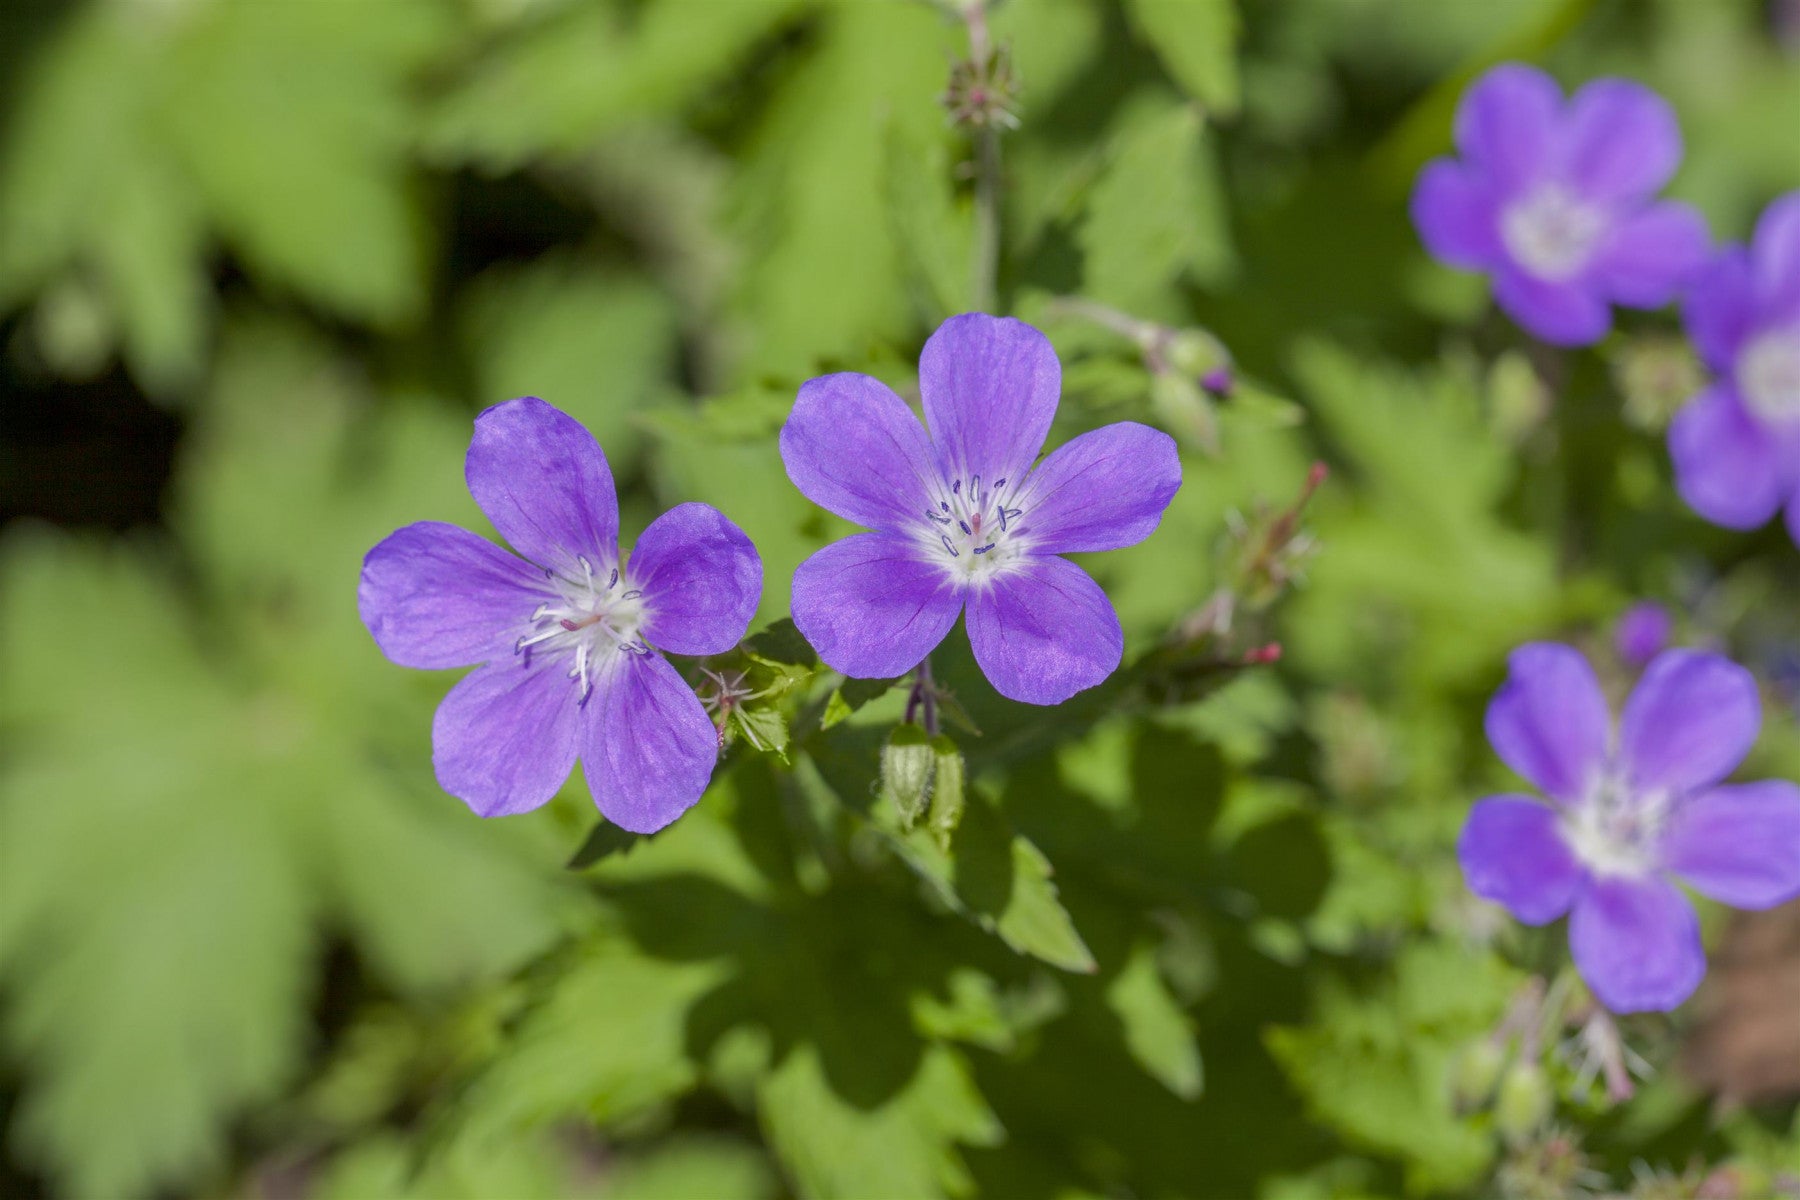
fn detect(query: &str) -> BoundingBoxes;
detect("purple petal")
[965,557,1122,705]
[790,533,962,679]
[1569,876,1704,1013]
[1458,795,1585,925]
[359,521,546,669]
[1453,63,1561,190]
[629,502,761,657]
[1669,385,1785,529]
[1619,649,1760,795]
[919,314,1061,485]
[1592,201,1710,308]
[1411,159,1505,269]
[1558,78,1682,202]
[433,661,580,818]
[1682,249,1757,372]
[1752,190,1800,316]
[466,397,619,575]
[780,373,939,531]
[1662,781,1800,910]
[580,651,717,834]
[1484,642,1612,804]
[1014,422,1181,554]
[1493,266,1612,346]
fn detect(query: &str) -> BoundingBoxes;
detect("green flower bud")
[1451,1039,1506,1111]
[1495,1062,1553,1143]
[927,735,965,851]
[882,725,934,830]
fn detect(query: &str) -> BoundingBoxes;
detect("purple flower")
[358,397,761,833]
[1412,63,1710,346]
[1614,601,1672,667]
[779,313,1181,706]
[1459,643,1800,1013]
[1669,191,1800,546]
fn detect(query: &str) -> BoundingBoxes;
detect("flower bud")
[1495,1062,1553,1143]
[1150,370,1219,454]
[1451,1039,1506,1111]
[927,735,965,851]
[882,725,934,830]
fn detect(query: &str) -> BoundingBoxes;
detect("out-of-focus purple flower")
[1459,643,1800,1013]
[1614,602,1672,666]
[780,313,1181,705]
[1669,191,1800,546]
[1411,63,1710,346]
[1201,366,1234,398]
[359,397,761,833]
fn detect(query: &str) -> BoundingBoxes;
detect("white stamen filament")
[923,472,1028,581]
[1559,769,1671,880]
[513,559,648,700]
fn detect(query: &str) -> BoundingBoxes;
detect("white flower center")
[1736,328,1800,427]
[1501,186,1607,282]
[512,555,649,702]
[1559,769,1670,880]
[919,471,1029,584]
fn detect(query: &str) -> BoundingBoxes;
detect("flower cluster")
[1460,643,1800,1012]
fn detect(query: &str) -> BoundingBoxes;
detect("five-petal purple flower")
[1412,63,1710,346]
[779,314,1182,706]
[359,397,762,833]
[1459,643,1800,1013]
[1669,191,1800,546]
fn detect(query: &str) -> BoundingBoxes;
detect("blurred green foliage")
[2,1,1798,1198]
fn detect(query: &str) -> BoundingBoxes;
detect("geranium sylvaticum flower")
[1669,191,1800,546]
[358,397,761,833]
[1412,63,1709,346]
[780,313,1181,705]
[1459,643,1800,1013]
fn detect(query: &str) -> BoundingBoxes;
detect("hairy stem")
[964,1,1001,312]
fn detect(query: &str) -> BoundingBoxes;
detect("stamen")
[926,510,952,525]
[578,556,594,586]
[619,589,642,601]
[952,479,961,495]
[958,520,972,535]
[940,501,951,512]
[560,618,580,631]
[970,474,981,498]
[993,477,1006,490]
[940,534,960,557]
[531,603,551,620]
[608,567,619,590]
[973,543,996,554]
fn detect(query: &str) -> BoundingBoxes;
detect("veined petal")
[1484,642,1611,804]
[780,372,939,531]
[1569,877,1704,1013]
[1493,266,1611,346]
[465,397,619,576]
[1558,78,1682,201]
[1411,159,1505,269]
[965,556,1122,706]
[790,533,962,679]
[630,502,761,657]
[1662,781,1800,910]
[1015,422,1181,553]
[1593,201,1710,308]
[1752,190,1800,317]
[580,651,717,834]
[1682,249,1757,372]
[919,313,1061,486]
[1669,385,1786,529]
[1453,63,1560,191]
[359,521,546,669]
[1620,649,1760,795]
[433,660,580,818]
[1458,796,1585,925]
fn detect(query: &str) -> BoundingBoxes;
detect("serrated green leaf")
[759,1044,1002,1200]
[734,703,792,760]
[1079,94,1234,311]
[1123,0,1241,117]
[821,675,901,731]
[1105,943,1203,1100]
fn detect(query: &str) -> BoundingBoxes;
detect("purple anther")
[940,501,951,512]
[973,543,996,554]
[608,567,619,589]
[952,479,962,495]
[993,478,1007,490]
[958,520,973,535]
[927,510,951,525]
[971,474,982,498]
[620,589,643,601]
[940,534,960,557]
